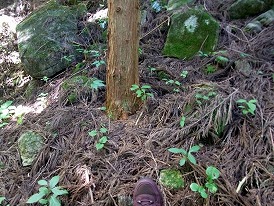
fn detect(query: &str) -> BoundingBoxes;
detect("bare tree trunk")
[106,0,141,120]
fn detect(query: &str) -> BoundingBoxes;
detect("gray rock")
[228,0,274,19]
[16,0,86,78]
[17,131,44,166]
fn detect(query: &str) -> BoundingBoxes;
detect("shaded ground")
[0,0,274,206]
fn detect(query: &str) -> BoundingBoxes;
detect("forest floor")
[0,0,274,206]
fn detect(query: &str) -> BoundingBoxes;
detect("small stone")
[18,131,44,166]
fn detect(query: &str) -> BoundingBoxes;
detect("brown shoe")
[133,178,164,206]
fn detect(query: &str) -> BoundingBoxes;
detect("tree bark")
[106,0,141,120]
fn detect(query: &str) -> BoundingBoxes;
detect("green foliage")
[159,169,184,189]
[151,0,167,12]
[41,76,49,83]
[162,78,181,93]
[215,56,229,66]
[88,126,108,150]
[92,60,106,68]
[190,166,220,199]
[180,70,188,78]
[180,116,186,127]
[96,136,108,150]
[168,145,200,166]
[130,84,154,101]
[89,78,105,90]
[27,176,68,206]
[0,100,22,128]
[195,91,216,105]
[204,64,217,74]
[190,183,208,198]
[236,99,257,115]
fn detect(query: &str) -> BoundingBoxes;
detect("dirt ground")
[0,0,274,206]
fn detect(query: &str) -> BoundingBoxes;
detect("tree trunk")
[106,0,141,120]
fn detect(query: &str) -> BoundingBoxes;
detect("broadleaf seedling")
[130,84,154,101]
[168,145,200,166]
[236,99,257,115]
[26,176,68,206]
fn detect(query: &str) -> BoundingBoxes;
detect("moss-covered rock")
[17,131,44,166]
[163,9,219,60]
[228,0,274,19]
[16,0,87,78]
[159,169,184,189]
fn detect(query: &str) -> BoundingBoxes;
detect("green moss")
[16,0,87,78]
[163,9,219,60]
[18,131,44,166]
[159,169,184,189]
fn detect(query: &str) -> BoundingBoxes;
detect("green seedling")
[162,78,181,93]
[198,51,209,58]
[180,70,188,78]
[27,176,68,206]
[190,166,220,199]
[130,84,154,101]
[92,60,106,68]
[41,76,49,83]
[190,183,208,198]
[62,55,74,62]
[168,145,200,166]
[195,91,216,105]
[205,64,217,74]
[180,116,186,127]
[88,126,108,150]
[236,99,257,115]
[0,100,16,128]
[89,78,105,90]
[96,136,108,150]
[215,56,229,66]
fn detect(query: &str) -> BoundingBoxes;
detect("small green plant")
[0,100,15,128]
[130,84,154,101]
[215,56,229,66]
[41,76,49,83]
[198,51,209,58]
[180,70,188,78]
[89,78,105,90]
[88,126,108,150]
[205,64,217,74]
[162,78,181,93]
[26,176,68,206]
[190,166,220,199]
[195,91,216,105]
[62,55,74,62]
[180,116,186,127]
[138,47,143,55]
[236,99,257,115]
[168,145,200,166]
[92,60,106,68]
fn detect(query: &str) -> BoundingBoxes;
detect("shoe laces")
[137,200,156,205]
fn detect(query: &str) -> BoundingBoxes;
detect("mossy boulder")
[159,169,184,189]
[16,0,87,78]
[17,131,44,166]
[228,0,274,19]
[163,9,219,60]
